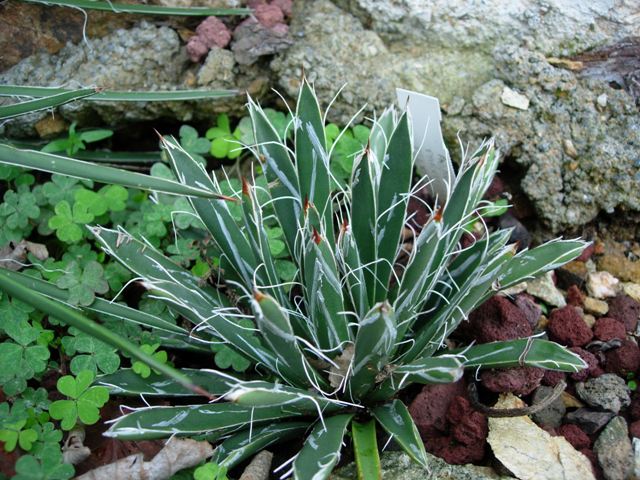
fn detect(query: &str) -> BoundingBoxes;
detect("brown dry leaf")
[488,394,595,480]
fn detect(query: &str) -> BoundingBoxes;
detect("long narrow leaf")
[0,144,224,198]
[372,400,428,468]
[22,0,250,15]
[452,338,587,373]
[0,85,238,101]
[97,368,238,397]
[0,88,96,119]
[105,403,299,440]
[351,420,381,480]
[292,414,354,480]
[212,422,310,470]
[0,268,206,397]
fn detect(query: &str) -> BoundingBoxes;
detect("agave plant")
[0,81,587,479]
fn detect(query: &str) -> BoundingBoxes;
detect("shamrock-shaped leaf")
[0,418,38,452]
[103,261,132,292]
[49,371,109,430]
[41,175,80,206]
[55,261,109,306]
[206,114,242,159]
[167,237,202,266]
[180,125,211,165]
[13,448,75,480]
[0,340,49,396]
[0,190,40,245]
[62,329,120,375]
[132,344,168,378]
[48,201,93,243]
[99,185,128,212]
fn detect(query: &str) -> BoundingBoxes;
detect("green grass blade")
[0,143,224,198]
[293,414,354,480]
[0,88,96,119]
[105,403,299,440]
[453,338,587,373]
[373,112,413,302]
[372,400,428,468]
[351,420,381,480]
[348,302,396,401]
[0,268,206,397]
[0,268,185,335]
[97,368,238,396]
[0,85,238,101]
[22,0,250,15]
[213,422,310,470]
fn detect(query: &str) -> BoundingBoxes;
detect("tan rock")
[488,394,595,480]
[597,253,640,284]
[527,271,566,307]
[622,283,640,303]
[35,115,67,139]
[586,271,620,299]
[583,313,596,329]
[583,297,609,316]
[501,86,530,110]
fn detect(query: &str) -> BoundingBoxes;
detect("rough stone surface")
[196,47,236,88]
[232,17,291,66]
[0,22,246,135]
[583,296,609,316]
[569,347,603,382]
[594,416,633,480]
[526,272,566,307]
[604,339,640,376]
[593,317,627,342]
[408,380,466,438]
[488,394,595,480]
[480,366,544,396]
[587,271,621,299]
[548,306,594,347]
[332,450,507,480]
[575,374,631,414]
[558,424,591,450]
[565,409,615,435]
[458,295,532,343]
[186,16,232,62]
[608,295,640,332]
[532,386,566,428]
[513,293,542,328]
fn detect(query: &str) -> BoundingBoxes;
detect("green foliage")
[0,189,40,245]
[132,344,168,378]
[13,449,74,480]
[62,328,120,375]
[48,201,93,243]
[42,122,113,156]
[206,114,242,159]
[49,371,109,430]
[179,125,211,165]
[193,462,228,480]
[0,84,589,479]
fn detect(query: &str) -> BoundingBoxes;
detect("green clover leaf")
[0,340,49,396]
[41,175,80,206]
[48,201,94,243]
[62,329,120,375]
[132,344,168,378]
[0,189,40,245]
[194,462,229,480]
[13,448,74,480]
[55,261,109,306]
[49,371,109,430]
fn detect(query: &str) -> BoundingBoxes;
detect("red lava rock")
[513,293,541,328]
[604,339,640,375]
[247,0,267,7]
[542,369,566,386]
[566,284,585,307]
[630,393,640,420]
[459,296,532,343]
[408,380,466,438]
[577,243,595,262]
[253,3,285,27]
[593,317,626,342]
[186,16,232,62]
[447,396,488,446]
[570,347,603,381]
[480,366,544,395]
[558,424,591,450]
[608,294,640,332]
[548,305,594,347]
[629,420,640,438]
[271,0,293,17]
[426,434,486,464]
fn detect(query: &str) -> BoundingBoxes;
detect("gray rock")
[594,416,633,480]
[231,18,292,66]
[575,374,631,414]
[526,271,566,307]
[565,408,615,434]
[0,22,245,136]
[531,385,566,428]
[332,450,510,480]
[197,47,236,88]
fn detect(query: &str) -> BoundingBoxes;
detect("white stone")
[622,283,640,303]
[501,86,530,110]
[586,271,620,299]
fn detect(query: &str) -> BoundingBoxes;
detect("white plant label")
[396,88,454,202]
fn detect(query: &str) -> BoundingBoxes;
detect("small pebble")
[587,271,620,299]
[527,271,566,307]
[501,86,530,110]
[594,416,633,480]
[575,374,630,414]
[622,283,640,303]
[583,297,609,316]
